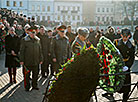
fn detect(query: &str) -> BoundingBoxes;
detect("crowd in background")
[0,8,138,101]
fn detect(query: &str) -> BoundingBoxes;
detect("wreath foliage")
[97,36,126,93]
[47,46,100,102]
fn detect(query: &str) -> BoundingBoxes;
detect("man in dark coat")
[20,27,43,91]
[116,28,135,102]
[105,26,116,42]
[37,25,50,77]
[65,25,76,45]
[71,27,89,54]
[5,27,20,84]
[51,25,71,74]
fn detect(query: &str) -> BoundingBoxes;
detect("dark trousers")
[24,65,39,90]
[8,68,17,83]
[41,60,49,76]
[118,73,131,102]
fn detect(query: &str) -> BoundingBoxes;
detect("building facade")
[94,0,116,25]
[0,0,28,15]
[28,0,54,22]
[54,0,83,25]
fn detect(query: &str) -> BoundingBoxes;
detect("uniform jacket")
[20,35,43,67]
[66,32,76,45]
[117,39,135,69]
[37,33,52,61]
[51,34,71,64]
[5,34,20,68]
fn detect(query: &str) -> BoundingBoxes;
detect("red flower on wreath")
[77,53,80,56]
[63,67,66,71]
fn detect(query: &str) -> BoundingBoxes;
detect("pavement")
[0,52,138,102]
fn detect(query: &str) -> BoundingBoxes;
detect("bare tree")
[121,1,138,32]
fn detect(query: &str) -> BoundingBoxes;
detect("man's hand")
[20,62,24,65]
[11,50,17,56]
[53,58,57,62]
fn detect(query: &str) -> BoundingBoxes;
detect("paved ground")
[0,52,138,102]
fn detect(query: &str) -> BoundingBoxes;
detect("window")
[47,16,50,20]
[6,1,10,7]
[58,15,60,20]
[77,7,80,11]
[32,5,35,11]
[13,1,16,7]
[73,15,75,20]
[63,15,65,20]
[97,17,100,21]
[106,8,109,12]
[37,5,40,11]
[42,5,45,12]
[97,8,100,12]
[102,17,104,21]
[73,7,75,11]
[68,15,70,20]
[63,6,65,10]
[111,17,113,21]
[37,16,40,21]
[58,6,60,11]
[106,17,109,21]
[42,16,45,21]
[102,8,104,12]
[77,16,80,20]
[20,1,23,7]
[111,8,113,12]
[47,6,50,12]
[68,7,70,11]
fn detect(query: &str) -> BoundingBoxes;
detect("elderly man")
[71,27,89,54]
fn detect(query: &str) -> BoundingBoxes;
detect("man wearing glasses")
[51,25,71,75]
[20,27,43,91]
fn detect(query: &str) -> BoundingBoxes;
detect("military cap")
[57,25,66,31]
[20,14,23,16]
[121,28,131,36]
[27,26,36,33]
[23,15,26,17]
[24,24,30,29]
[77,27,89,38]
[32,17,35,20]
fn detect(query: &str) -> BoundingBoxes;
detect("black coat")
[5,34,20,68]
[117,39,135,93]
[20,35,43,67]
[37,33,51,62]
[51,34,71,64]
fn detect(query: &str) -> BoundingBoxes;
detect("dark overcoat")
[5,34,20,68]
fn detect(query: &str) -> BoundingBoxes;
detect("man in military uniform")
[71,27,89,54]
[20,27,43,91]
[37,25,50,77]
[51,25,71,74]
[116,28,135,102]
[65,25,76,45]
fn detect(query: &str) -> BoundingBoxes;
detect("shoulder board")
[24,35,31,41]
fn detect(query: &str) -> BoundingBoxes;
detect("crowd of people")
[0,8,138,102]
